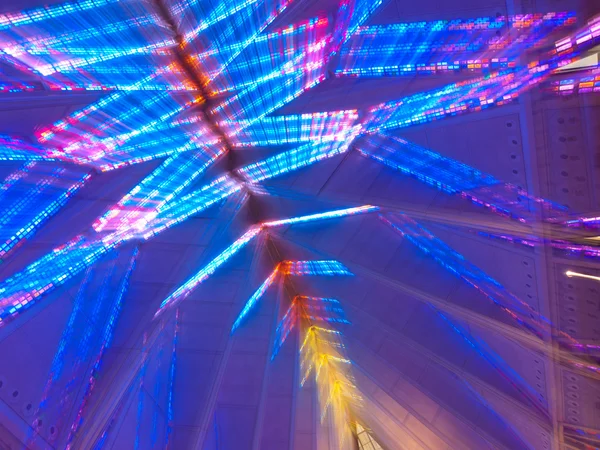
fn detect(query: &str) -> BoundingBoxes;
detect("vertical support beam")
[581,94,600,209]
[504,0,564,446]
[518,90,565,450]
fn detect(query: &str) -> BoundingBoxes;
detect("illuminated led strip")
[263,205,378,227]
[30,40,176,76]
[208,17,329,94]
[110,102,202,144]
[0,162,36,195]
[37,70,165,142]
[155,227,263,316]
[337,59,516,77]
[62,92,172,146]
[0,8,356,326]
[299,327,345,380]
[1,176,222,319]
[2,2,596,442]
[5,15,160,52]
[19,44,171,57]
[356,133,496,193]
[231,264,281,332]
[365,69,539,131]
[281,260,353,276]
[277,279,361,446]
[85,100,189,146]
[345,0,384,39]
[232,259,350,335]
[17,11,333,171]
[182,0,265,43]
[186,0,296,89]
[0,169,91,259]
[0,148,48,161]
[42,81,193,92]
[339,12,575,76]
[211,51,318,97]
[338,13,574,76]
[0,236,115,326]
[0,0,122,29]
[43,90,202,168]
[297,296,350,325]
[55,121,213,169]
[142,176,242,240]
[30,63,182,93]
[231,110,358,147]
[0,81,36,93]
[232,261,351,332]
[328,0,354,57]
[200,0,293,96]
[88,133,202,167]
[133,140,362,236]
[212,37,329,127]
[0,5,173,86]
[553,14,600,56]
[351,13,573,37]
[549,70,600,95]
[94,151,221,232]
[94,138,220,172]
[194,16,327,63]
[0,135,49,161]
[44,98,199,167]
[237,138,356,183]
[353,16,596,129]
[566,215,600,227]
[212,24,325,116]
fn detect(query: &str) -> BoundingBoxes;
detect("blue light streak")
[156,227,263,316]
[357,133,568,221]
[232,111,358,147]
[337,13,575,77]
[0,164,90,259]
[263,205,378,227]
[237,139,355,183]
[231,265,280,333]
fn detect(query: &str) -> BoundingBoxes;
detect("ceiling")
[0,0,600,449]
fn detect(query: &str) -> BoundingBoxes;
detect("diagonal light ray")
[262,205,378,227]
[155,226,263,316]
